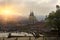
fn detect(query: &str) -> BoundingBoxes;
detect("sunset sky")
[0,0,60,17]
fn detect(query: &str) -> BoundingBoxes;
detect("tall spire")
[30,12,34,16]
[29,11,37,24]
[56,5,60,9]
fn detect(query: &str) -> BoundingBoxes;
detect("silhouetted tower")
[56,5,60,9]
[29,11,37,24]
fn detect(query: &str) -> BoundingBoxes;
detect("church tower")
[29,11,37,24]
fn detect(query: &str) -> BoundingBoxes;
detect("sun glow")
[0,7,15,15]
[3,9,12,15]
[0,7,16,21]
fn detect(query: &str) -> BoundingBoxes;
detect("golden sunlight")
[0,6,23,22]
[0,7,16,21]
[3,9,12,15]
[0,8,15,15]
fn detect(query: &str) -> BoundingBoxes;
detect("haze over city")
[0,0,59,40]
[0,0,60,21]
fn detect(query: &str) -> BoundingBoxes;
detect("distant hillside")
[14,15,46,23]
[36,15,46,21]
[0,15,46,23]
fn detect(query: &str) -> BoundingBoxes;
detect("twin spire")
[29,11,38,24]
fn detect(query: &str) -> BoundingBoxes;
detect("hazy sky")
[0,0,60,17]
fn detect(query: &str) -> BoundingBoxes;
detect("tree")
[45,5,60,37]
